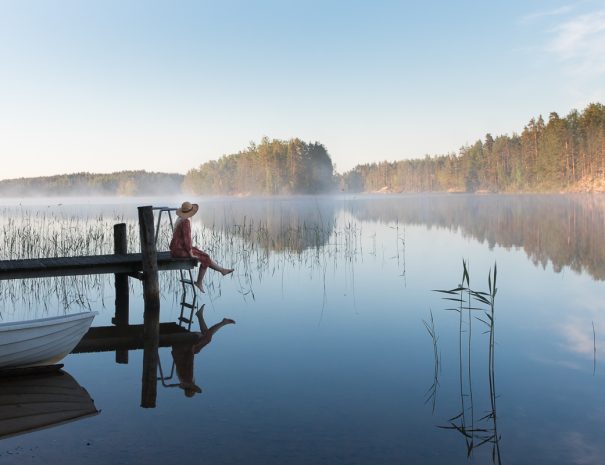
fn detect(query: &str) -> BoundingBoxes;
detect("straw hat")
[176,201,199,218]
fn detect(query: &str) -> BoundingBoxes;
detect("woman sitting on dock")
[170,201,234,292]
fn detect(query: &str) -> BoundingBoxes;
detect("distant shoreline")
[2,190,605,202]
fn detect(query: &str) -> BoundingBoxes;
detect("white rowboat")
[0,312,97,369]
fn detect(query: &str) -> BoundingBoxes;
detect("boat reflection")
[0,369,98,440]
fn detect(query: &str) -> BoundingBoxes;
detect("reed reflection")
[160,305,235,398]
[430,261,502,464]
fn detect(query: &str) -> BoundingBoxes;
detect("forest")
[184,102,605,195]
[2,103,604,196]
[0,171,184,197]
[182,137,335,195]
[341,103,605,193]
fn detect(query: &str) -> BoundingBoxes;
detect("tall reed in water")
[422,309,440,413]
[432,261,501,464]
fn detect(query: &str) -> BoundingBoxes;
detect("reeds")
[0,205,384,315]
[593,321,597,376]
[430,260,502,464]
[422,309,440,412]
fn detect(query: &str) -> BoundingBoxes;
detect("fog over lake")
[0,194,603,465]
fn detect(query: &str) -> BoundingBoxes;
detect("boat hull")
[0,312,97,369]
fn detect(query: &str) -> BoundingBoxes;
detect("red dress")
[169,218,211,267]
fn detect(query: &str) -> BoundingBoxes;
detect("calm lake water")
[0,194,603,465]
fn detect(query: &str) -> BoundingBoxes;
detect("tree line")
[0,171,184,197]
[2,102,604,196]
[341,102,605,193]
[183,137,335,195]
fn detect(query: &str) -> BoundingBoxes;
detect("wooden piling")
[138,206,160,408]
[113,223,129,364]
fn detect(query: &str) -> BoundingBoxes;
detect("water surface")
[0,194,603,465]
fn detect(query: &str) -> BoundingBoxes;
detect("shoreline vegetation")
[1,102,604,197]
[0,171,184,198]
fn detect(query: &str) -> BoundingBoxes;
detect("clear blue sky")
[1,0,603,179]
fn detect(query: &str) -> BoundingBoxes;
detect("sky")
[0,0,604,180]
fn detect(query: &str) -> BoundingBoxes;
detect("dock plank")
[0,252,197,280]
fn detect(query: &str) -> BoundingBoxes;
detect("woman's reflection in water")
[171,305,235,397]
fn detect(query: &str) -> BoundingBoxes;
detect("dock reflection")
[0,368,98,440]
[71,304,235,408]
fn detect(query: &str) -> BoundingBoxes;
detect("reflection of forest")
[195,197,337,253]
[345,194,605,280]
[4,195,604,279]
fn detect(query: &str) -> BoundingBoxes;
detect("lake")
[0,194,603,465]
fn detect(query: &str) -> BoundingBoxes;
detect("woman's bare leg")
[208,260,234,276]
[206,318,236,337]
[197,304,235,336]
[195,266,208,292]
[192,308,235,352]
[195,304,209,333]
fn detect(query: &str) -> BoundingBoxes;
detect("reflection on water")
[65,293,234,407]
[3,194,600,321]
[0,369,98,440]
[4,194,602,270]
[160,304,235,398]
[0,196,603,464]
[0,197,347,313]
[346,194,605,280]
[197,197,337,253]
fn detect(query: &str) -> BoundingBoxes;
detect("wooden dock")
[0,206,200,408]
[0,252,196,280]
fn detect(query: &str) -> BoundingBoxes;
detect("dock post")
[113,223,129,364]
[138,206,160,408]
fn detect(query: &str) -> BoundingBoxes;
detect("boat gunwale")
[0,312,97,332]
